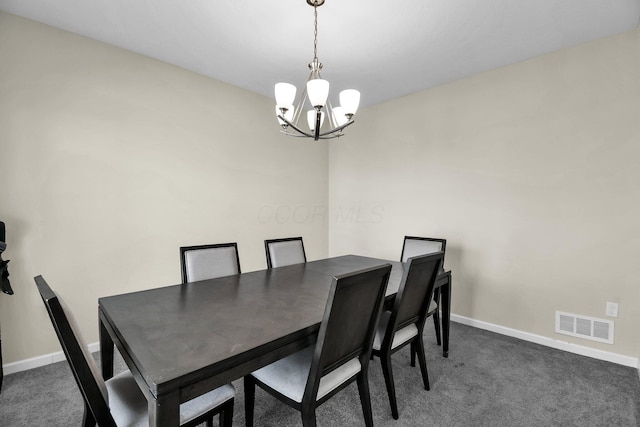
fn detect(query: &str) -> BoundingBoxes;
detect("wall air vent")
[555,311,614,344]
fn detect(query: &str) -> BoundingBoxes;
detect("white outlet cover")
[606,302,619,318]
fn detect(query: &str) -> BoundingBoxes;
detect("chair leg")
[380,353,399,420]
[433,311,442,346]
[415,336,430,391]
[410,341,416,367]
[81,402,95,427]
[356,372,374,427]
[219,399,234,427]
[433,290,442,346]
[244,376,256,427]
[300,405,317,427]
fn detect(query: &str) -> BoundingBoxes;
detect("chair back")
[401,236,446,264]
[180,242,241,283]
[264,237,306,268]
[384,252,443,345]
[34,275,117,427]
[304,264,391,402]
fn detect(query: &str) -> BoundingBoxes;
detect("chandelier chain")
[313,4,318,61]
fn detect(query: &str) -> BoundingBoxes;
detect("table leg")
[99,314,114,380]
[149,390,180,427]
[441,272,451,358]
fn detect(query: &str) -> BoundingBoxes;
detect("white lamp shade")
[339,89,360,116]
[275,105,294,125]
[307,79,330,108]
[332,106,349,126]
[275,83,296,106]
[307,110,325,131]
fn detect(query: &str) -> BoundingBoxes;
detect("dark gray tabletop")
[99,255,401,397]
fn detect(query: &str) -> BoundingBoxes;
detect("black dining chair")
[244,264,392,427]
[34,275,235,427]
[371,252,444,420]
[400,236,446,264]
[400,236,446,346]
[264,237,306,268]
[180,242,241,283]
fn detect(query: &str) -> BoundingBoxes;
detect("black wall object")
[0,221,12,295]
[0,220,11,393]
[0,222,3,393]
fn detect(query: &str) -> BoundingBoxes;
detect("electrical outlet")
[606,302,618,318]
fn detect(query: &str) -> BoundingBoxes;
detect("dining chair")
[244,264,392,427]
[264,237,306,268]
[180,242,241,283]
[371,252,444,420]
[34,275,235,427]
[400,236,447,346]
[401,236,446,264]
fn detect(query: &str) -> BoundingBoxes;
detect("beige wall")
[1,10,638,367]
[329,27,640,359]
[0,12,328,364]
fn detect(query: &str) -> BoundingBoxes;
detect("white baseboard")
[2,342,100,376]
[3,317,639,376]
[452,314,639,368]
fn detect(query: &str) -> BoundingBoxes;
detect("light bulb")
[307,110,325,131]
[339,89,360,117]
[332,106,349,126]
[307,79,330,108]
[275,83,296,106]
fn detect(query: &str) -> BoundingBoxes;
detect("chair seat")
[251,346,361,404]
[427,298,438,314]
[373,300,438,352]
[106,370,235,426]
[372,311,416,351]
[372,302,431,354]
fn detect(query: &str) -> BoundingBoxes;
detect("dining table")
[99,254,452,427]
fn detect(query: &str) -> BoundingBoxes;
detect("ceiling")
[1,0,639,107]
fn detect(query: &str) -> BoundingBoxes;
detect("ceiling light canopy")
[275,0,360,141]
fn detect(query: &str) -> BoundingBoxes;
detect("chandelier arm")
[277,115,314,138]
[316,133,345,140]
[281,130,343,140]
[281,131,314,138]
[318,119,355,137]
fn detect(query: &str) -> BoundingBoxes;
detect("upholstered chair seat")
[264,237,306,268]
[401,239,444,262]
[180,242,241,283]
[250,346,361,404]
[35,275,235,427]
[371,252,444,420]
[244,264,391,427]
[107,370,235,427]
[401,236,447,346]
[372,301,438,351]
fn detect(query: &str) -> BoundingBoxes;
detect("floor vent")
[555,311,614,344]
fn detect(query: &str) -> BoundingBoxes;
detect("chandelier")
[274,0,360,141]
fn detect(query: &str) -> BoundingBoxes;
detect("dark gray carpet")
[1,322,639,426]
